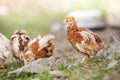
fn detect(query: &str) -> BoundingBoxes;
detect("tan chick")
[64,16,105,63]
[23,34,55,65]
[11,29,31,62]
[0,33,12,68]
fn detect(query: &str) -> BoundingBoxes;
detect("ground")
[0,28,120,80]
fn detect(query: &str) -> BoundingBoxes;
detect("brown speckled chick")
[23,34,55,65]
[11,29,31,62]
[64,16,105,63]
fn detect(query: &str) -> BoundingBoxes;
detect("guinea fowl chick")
[11,29,31,62]
[23,34,55,65]
[64,16,105,63]
[0,33,12,68]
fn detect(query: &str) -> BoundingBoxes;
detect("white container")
[67,9,106,29]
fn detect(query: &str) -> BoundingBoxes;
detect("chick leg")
[80,54,89,63]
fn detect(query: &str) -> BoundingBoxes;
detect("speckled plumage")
[23,34,55,65]
[64,16,105,63]
[11,29,30,61]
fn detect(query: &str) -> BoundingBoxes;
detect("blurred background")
[0,0,120,38]
[0,1,120,79]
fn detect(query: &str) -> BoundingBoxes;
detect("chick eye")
[27,59,30,62]
[66,20,68,22]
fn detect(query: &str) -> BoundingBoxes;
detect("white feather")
[80,31,96,44]
[76,43,85,53]
[11,34,19,53]
[38,34,54,50]
[0,33,12,61]
[78,31,100,52]
[40,34,54,46]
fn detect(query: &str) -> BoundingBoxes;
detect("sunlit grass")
[57,64,73,73]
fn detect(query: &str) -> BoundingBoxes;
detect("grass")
[0,62,22,80]
[113,54,120,60]
[90,69,109,80]
[0,57,120,80]
[15,72,36,80]
[57,64,73,73]
[38,70,52,80]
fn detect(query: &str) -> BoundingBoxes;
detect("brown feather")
[23,35,54,65]
[64,16,105,57]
